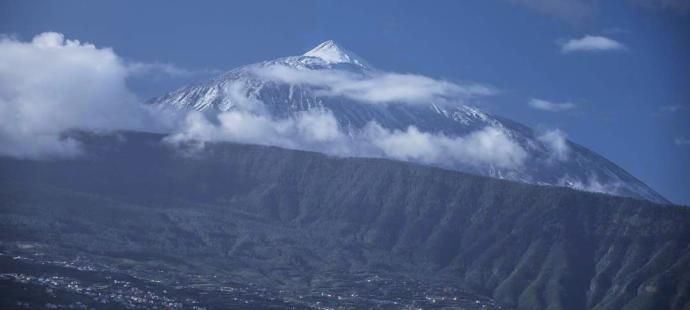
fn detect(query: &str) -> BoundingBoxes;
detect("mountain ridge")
[148,41,668,204]
[1,131,688,309]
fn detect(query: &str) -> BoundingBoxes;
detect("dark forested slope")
[1,131,688,309]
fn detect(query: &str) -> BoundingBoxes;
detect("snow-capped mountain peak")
[149,42,669,204]
[303,40,367,67]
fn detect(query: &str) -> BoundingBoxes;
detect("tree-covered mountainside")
[1,131,688,309]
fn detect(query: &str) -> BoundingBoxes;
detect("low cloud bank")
[167,109,528,170]
[0,32,168,159]
[364,124,527,169]
[161,51,525,171]
[0,32,535,173]
[166,110,351,155]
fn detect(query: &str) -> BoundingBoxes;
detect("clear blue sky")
[1,0,688,204]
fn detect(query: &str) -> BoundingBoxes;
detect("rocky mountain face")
[149,40,668,204]
[1,132,688,309]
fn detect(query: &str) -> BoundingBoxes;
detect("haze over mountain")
[150,40,668,204]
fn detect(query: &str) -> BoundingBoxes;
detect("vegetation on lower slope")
[1,131,688,309]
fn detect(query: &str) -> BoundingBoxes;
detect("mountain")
[1,131,688,309]
[148,40,668,204]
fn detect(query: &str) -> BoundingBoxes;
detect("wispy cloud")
[676,137,690,146]
[126,62,219,78]
[660,104,689,113]
[559,35,626,53]
[537,129,570,161]
[0,31,513,172]
[161,50,520,171]
[252,64,495,105]
[528,98,577,112]
[559,174,624,196]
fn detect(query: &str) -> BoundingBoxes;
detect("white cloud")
[0,31,516,172]
[162,55,522,171]
[1,31,526,174]
[537,129,570,161]
[365,124,527,169]
[166,110,355,156]
[167,109,528,170]
[0,32,165,159]
[252,64,495,105]
[559,35,626,53]
[528,98,577,112]
[215,81,268,113]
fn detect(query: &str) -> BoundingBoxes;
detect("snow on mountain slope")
[149,40,668,204]
[303,40,368,67]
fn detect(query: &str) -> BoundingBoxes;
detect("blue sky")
[1,0,688,204]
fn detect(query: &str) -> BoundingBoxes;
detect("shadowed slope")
[0,131,688,309]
